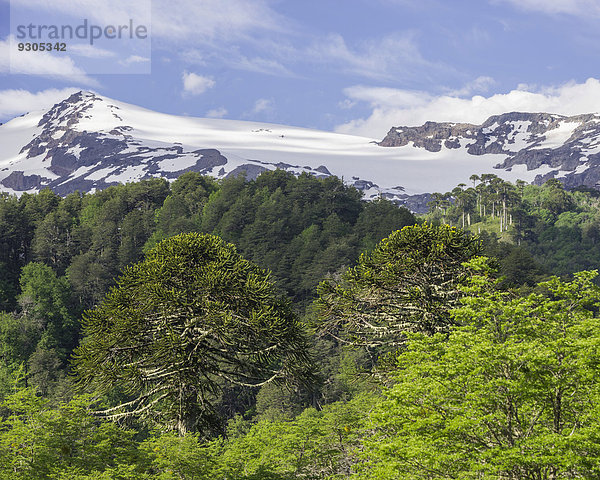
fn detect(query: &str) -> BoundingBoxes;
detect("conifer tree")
[73,233,312,435]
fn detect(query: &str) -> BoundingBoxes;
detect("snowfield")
[0,91,598,197]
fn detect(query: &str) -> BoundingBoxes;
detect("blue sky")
[1,0,600,138]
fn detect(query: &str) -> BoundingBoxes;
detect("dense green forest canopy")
[3,170,600,479]
[0,170,415,314]
[426,174,600,279]
[0,169,416,431]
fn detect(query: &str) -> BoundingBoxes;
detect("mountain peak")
[378,111,600,189]
[37,91,107,130]
[2,92,600,204]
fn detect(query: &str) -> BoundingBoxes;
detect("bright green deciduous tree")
[18,262,78,350]
[316,223,482,352]
[216,392,378,480]
[0,389,140,480]
[363,268,600,479]
[73,233,312,435]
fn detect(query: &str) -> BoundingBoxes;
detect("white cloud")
[185,29,446,81]
[179,29,437,81]
[206,107,227,118]
[338,98,356,110]
[182,72,215,96]
[181,47,293,77]
[227,55,293,77]
[69,44,117,58]
[495,0,600,16]
[179,50,207,66]
[10,0,448,83]
[13,0,150,22]
[305,32,445,81]
[119,55,150,66]
[152,0,288,42]
[0,36,99,86]
[0,87,81,119]
[446,76,496,97]
[252,98,274,114]
[335,78,600,138]
[342,85,431,109]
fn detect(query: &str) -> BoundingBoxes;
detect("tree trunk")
[503,198,507,231]
[176,391,198,436]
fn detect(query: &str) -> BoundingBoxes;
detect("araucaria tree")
[316,223,482,353]
[73,233,311,435]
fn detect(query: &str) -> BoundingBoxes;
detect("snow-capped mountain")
[1,91,600,206]
[0,91,405,199]
[380,112,600,189]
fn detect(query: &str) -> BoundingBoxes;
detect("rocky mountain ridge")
[2,92,333,195]
[0,91,409,200]
[2,91,600,213]
[380,112,600,188]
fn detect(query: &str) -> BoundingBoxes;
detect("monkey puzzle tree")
[73,233,312,435]
[316,224,482,354]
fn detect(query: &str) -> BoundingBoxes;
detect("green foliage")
[362,269,600,479]
[0,389,141,479]
[18,262,78,350]
[0,171,416,447]
[0,171,415,317]
[201,171,415,306]
[0,194,37,312]
[0,263,79,397]
[254,382,305,421]
[9,172,600,478]
[307,336,376,406]
[217,393,378,479]
[478,233,544,289]
[433,176,600,278]
[353,199,415,251]
[0,312,41,368]
[3,172,600,479]
[73,233,312,435]
[317,224,482,354]
[62,179,170,309]
[18,262,78,394]
[31,192,83,276]
[140,433,218,479]
[0,386,375,479]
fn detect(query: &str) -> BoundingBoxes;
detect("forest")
[1,169,600,479]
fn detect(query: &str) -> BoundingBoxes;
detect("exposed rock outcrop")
[379,112,600,188]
